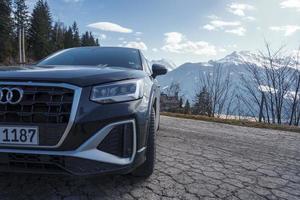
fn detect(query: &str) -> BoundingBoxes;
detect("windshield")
[37,47,142,70]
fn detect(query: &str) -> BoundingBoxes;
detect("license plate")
[0,126,39,145]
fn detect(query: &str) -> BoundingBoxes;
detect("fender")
[142,80,159,146]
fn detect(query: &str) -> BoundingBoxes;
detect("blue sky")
[27,0,300,65]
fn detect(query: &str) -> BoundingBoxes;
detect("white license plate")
[0,126,39,145]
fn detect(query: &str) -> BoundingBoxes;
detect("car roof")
[68,46,140,52]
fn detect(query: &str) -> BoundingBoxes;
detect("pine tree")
[51,21,65,51]
[72,21,80,47]
[88,32,94,45]
[80,31,88,46]
[0,0,14,63]
[184,100,191,114]
[179,97,183,108]
[81,31,99,46]
[14,0,29,29]
[14,0,29,63]
[64,26,74,48]
[28,0,52,60]
[194,86,212,116]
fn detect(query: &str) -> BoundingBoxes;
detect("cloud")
[203,20,241,31]
[87,22,133,33]
[203,20,245,36]
[135,32,143,36]
[280,0,300,11]
[203,24,216,31]
[244,16,256,21]
[161,32,219,56]
[124,41,148,51]
[225,27,246,36]
[269,25,300,36]
[93,33,107,40]
[152,48,158,52]
[207,15,219,20]
[99,34,107,40]
[228,3,255,16]
[227,44,238,48]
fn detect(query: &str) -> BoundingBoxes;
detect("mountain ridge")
[157,50,294,102]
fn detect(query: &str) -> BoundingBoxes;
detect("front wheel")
[132,107,156,177]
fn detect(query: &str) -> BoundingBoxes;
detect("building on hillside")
[160,93,181,112]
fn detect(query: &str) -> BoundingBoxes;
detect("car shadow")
[0,172,147,199]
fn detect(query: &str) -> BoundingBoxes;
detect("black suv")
[0,47,167,177]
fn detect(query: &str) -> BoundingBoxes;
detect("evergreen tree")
[72,21,80,47]
[81,31,90,46]
[14,0,29,31]
[28,0,52,60]
[51,21,65,51]
[179,97,183,108]
[81,31,99,46]
[0,0,14,63]
[81,31,87,46]
[14,0,29,62]
[64,26,74,48]
[88,32,95,45]
[194,86,212,116]
[1,0,101,63]
[184,100,191,114]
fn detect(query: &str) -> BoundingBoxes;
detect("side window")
[141,53,152,75]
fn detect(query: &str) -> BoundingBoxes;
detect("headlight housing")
[90,79,143,103]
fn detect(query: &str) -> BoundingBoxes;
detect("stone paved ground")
[0,116,300,200]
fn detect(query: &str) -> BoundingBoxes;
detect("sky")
[27,0,300,65]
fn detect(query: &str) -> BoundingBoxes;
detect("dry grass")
[161,112,300,133]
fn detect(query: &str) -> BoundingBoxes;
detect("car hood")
[0,65,146,87]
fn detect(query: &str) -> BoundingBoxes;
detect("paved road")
[1,116,300,200]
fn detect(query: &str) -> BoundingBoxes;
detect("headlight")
[90,79,144,103]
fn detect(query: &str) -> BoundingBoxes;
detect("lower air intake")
[97,123,134,158]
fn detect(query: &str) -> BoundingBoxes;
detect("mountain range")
[155,51,261,102]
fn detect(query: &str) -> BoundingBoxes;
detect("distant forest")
[0,0,99,65]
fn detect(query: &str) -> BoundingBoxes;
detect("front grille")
[0,85,74,124]
[0,84,75,146]
[0,153,67,174]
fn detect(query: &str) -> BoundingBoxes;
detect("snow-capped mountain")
[157,51,296,102]
[157,51,256,101]
[215,51,264,67]
[157,51,298,118]
[151,58,177,72]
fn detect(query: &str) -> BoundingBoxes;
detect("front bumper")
[0,152,146,176]
[0,82,151,175]
[0,119,147,175]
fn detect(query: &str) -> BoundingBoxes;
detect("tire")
[132,107,156,177]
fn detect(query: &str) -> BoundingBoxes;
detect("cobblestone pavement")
[1,116,300,200]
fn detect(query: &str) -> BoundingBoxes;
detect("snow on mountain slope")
[157,51,298,117]
[157,51,275,101]
[216,51,264,67]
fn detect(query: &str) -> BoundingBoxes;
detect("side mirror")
[152,64,167,78]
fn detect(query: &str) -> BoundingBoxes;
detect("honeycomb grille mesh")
[0,85,74,124]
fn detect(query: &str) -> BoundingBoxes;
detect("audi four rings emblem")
[0,88,24,105]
